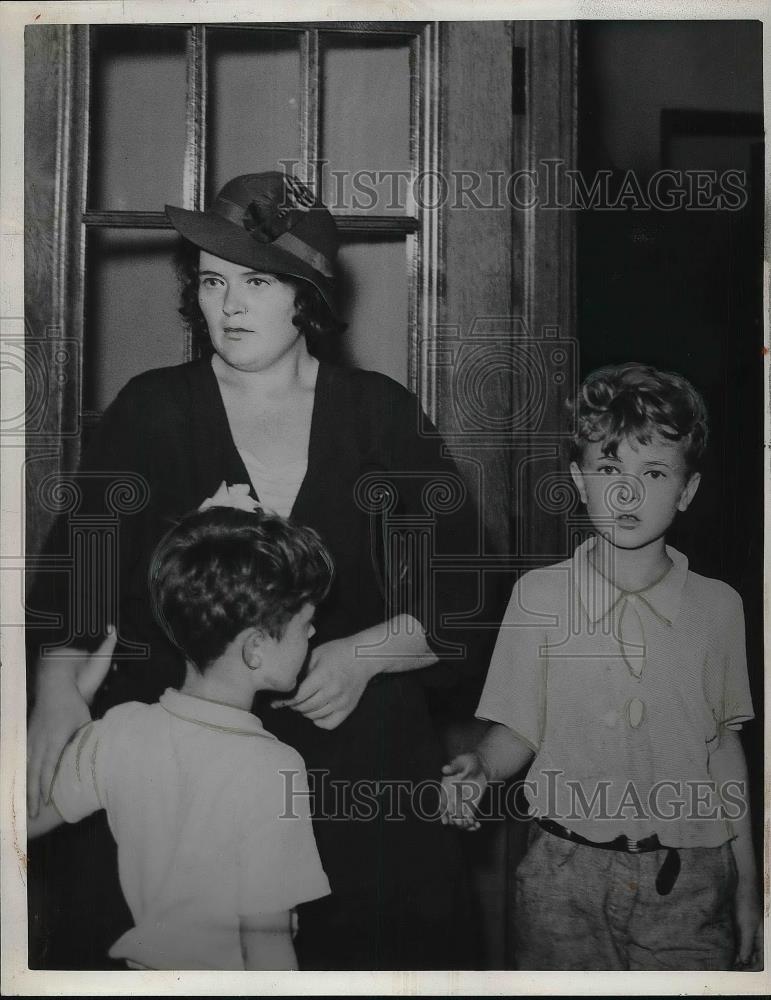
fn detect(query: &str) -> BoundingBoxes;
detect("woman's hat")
[166,172,339,311]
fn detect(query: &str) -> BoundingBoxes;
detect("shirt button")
[627,697,645,728]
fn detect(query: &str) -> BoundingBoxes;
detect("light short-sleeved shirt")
[476,539,754,847]
[51,688,330,970]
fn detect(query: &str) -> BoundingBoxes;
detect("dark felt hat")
[166,172,339,312]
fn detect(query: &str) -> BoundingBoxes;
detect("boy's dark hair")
[569,363,708,472]
[175,237,347,358]
[149,506,334,672]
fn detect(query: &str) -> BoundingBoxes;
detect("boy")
[442,363,762,971]
[28,505,333,970]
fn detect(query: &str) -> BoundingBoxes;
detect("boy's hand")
[440,752,489,831]
[734,883,763,970]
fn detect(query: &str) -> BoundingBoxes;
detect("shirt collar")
[159,688,276,739]
[573,536,689,626]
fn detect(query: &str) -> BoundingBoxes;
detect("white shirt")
[51,688,330,969]
[476,538,754,847]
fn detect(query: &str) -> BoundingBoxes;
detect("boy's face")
[254,603,316,692]
[570,434,700,551]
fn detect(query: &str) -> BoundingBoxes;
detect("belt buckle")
[626,837,641,853]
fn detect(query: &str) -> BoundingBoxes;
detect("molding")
[511,20,577,558]
[412,21,441,417]
[62,25,91,473]
[82,211,419,235]
[299,28,320,189]
[183,24,207,212]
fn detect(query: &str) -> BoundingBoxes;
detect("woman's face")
[197,250,300,372]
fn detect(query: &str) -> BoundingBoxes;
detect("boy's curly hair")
[149,506,334,672]
[569,363,708,472]
[174,237,347,358]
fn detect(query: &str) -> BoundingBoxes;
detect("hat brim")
[165,204,337,313]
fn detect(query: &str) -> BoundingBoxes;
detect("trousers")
[513,823,737,970]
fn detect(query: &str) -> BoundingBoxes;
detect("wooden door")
[24,19,577,968]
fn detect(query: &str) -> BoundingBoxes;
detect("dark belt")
[536,818,681,895]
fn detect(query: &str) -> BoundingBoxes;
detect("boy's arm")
[442,569,548,829]
[239,911,297,970]
[709,728,762,969]
[475,721,535,781]
[27,630,117,840]
[236,755,329,967]
[28,628,117,820]
[27,799,66,839]
[441,722,534,829]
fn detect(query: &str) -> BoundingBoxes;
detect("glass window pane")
[321,35,411,215]
[84,230,187,412]
[207,28,301,198]
[89,26,188,210]
[336,238,409,387]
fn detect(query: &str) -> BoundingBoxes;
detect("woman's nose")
[222,286,246,315]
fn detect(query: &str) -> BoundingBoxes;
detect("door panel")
[84,229,186,412]
[320,34,412,212]
[337,237,409,384]
[89,26,188,210]
[207,28,302,195]
[24,21,578,970]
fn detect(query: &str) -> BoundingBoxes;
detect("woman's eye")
[598,465,618,475]
[646,470,665,480]
[246,276,267,287]
[200,276,223,289]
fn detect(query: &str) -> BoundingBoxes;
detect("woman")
[27,171,490,970]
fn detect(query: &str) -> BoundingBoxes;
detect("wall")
[581,20,762,175]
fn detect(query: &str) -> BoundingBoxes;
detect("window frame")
[65,21,440,441]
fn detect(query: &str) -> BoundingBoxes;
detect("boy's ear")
[677,471,701,512]
[569,461,588,504]
[242,629,265,672]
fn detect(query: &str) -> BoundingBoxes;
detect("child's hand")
[440,752,489,831]
[28,634,115,818]
[74,627,118,705]
[734,883,763,970]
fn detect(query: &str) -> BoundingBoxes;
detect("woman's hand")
[27,629,117,817]
[273,634,379,731]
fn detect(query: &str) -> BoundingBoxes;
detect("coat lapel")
[183,357,253,505]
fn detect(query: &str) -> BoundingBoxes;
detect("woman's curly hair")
[569,362,708,472]
[174,237,346,358]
